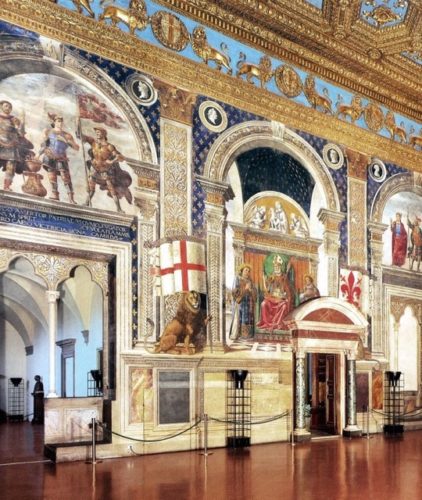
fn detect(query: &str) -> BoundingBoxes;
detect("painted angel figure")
[290,213,308,238]
[269,202,287,233]
[250,205,266,229]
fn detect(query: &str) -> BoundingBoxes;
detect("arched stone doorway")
[285,297,368,441]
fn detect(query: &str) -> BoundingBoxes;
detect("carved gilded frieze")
[154,0,422,118]
[1,1,422,174]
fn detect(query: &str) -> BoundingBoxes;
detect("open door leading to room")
[308,353,339,435]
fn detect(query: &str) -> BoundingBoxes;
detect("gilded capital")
[155,81,197,125]
[345,148,370,180]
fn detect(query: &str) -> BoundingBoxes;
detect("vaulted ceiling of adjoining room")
[236,148,315,216]
[158,0,422,121]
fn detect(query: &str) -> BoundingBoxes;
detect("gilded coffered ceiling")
[156,0,422,121]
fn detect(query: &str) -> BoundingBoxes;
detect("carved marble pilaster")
[318,209,345,297]
[368,222,389,356]
[343,350,362,437]
[293,350,310,441]
[46,290,60,398]
[134,188,159,343]
[199,177,233,349]
[345,149,369,269]
[160,119,192,238]
[231,223,247,274]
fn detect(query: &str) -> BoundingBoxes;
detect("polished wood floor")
[1,422,421,500]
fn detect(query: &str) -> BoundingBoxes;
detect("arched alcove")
[57,265,103,397]
[204,121,341,337]
[0,50,158,212]
[0,256,49,422]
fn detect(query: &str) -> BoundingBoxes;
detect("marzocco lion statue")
[154,291,211,355]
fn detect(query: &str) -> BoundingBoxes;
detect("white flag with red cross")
[159,239,207,296]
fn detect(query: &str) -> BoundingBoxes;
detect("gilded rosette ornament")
[364,102,384,132]
[151,11,190,51]
[363,6,401,27]
[274,65,303,98]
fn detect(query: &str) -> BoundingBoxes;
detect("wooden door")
[310,353,337,434]
[325,354,336,432]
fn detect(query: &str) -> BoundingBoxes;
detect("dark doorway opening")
[307,353,339,436]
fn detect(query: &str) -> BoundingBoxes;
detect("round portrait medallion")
[322,143,344,170]
[368,159,386,182]
[199,101,228,133]
[364,102,384,132]
[125,74,157,106]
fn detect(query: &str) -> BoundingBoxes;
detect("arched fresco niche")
[206,122,340,341]
[0,51,157,213]
[370,172,422,271]
[381,191,422,270]
[0,256,48,421]
[389,305,419,391]
[57,266,103,398]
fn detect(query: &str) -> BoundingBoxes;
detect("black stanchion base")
[383,424,404,436]
[227,437,250,448]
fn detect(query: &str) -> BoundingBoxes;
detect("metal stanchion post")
[290,409,295,447]
[87,417,102,465]
[91,417,97,464]
[366,406,369,440]
[200,413,213,456]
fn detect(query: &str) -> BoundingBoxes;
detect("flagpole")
[76,115,91,207]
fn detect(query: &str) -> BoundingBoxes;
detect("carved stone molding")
[318,208,345,236]
[197,176,234,207]
[155,81,197,125]
[345,148,370,181]
[128,160,160,192]
[203,121,340,212]
[371,172,419,222]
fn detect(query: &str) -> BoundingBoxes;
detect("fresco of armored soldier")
[38,113,79,203]
[82,126,132,213]
[0,99,34,191]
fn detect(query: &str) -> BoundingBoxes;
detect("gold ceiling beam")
[155,0,422,120]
